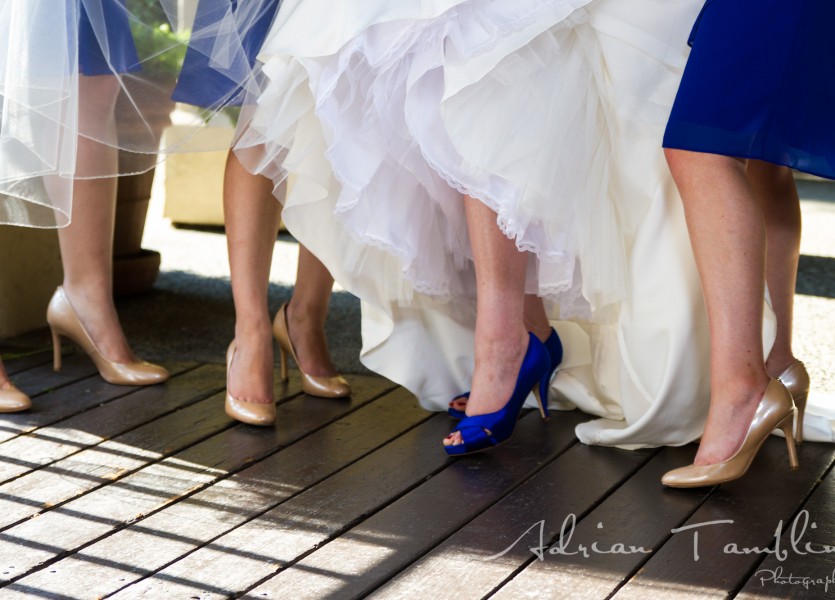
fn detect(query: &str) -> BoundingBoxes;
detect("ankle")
[61,280,111,306]
[527,323,552,342]
[765,353,796,379]
[285,301,327,333]
[474,329,528,360]
[235,319,273,344]
[711,374,770,409]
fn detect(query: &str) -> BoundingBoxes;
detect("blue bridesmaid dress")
[172,0,281,108]
[78,0,141,76]
[663,0,835,179]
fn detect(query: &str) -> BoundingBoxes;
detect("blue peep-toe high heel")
[447,327,562,420]
[444,333,551,456]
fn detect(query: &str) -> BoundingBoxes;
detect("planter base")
[113,249,161,297]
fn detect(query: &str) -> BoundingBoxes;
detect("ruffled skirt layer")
[236,0,835,447]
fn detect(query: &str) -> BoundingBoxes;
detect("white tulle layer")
[0,0,265,228]
[236,0,835,447]
[240,0,711,313]
[240,0,610,309]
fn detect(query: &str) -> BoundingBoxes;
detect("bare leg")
[524,294,552,342]
[286,245,339,377]
[746,161,802,377]
[445,195,529,447]
[58,75,135,364]
[225,151,281,405]
[666,149,770,465]
[0,358,10,388]
[448,293,550,413]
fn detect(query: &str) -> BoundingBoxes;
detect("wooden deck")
[0,348,832,600]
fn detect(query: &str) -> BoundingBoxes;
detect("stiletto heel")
[778,414,800,471]
[224,342,276,426]
[777,360,809,444]
[279,346,289,382]
[794,393,807,445]
[51,327,62,372]
[272,303,350,398]
[536,368,551,420]
[444,333,550,456]
[448,327,561,420]
[661,379,798,487]
[46,287,168,386]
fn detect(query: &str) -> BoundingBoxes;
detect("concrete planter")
[162,125,234,227]
[113,75,176,296]
[0,226,62,337]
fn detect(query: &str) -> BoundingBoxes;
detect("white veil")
[0,0,270,228]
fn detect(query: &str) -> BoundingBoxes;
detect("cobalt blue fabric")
[664,0,835,179]
[78,0,140,76]
[172,0,281,108]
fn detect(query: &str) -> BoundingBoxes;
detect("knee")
[747,159,793,186]
[665,148,745,181]
[78,75,121,114]
[664,147,688,177]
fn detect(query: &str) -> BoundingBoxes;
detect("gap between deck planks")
[737,460,835,600]
[0,362,214,486]
[8,387,425,599]
[0,354,394,592]
[1,353,833,600]
[237,410,587,599]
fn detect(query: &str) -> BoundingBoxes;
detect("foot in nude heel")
[0,382,32,413]
[224,342,276,426]
[272,303,350,398]
[661,379,798,488]
[778,360,809,444]
[46,287,169,386]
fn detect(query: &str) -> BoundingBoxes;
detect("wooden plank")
[0,363,222,486]
[102,412,451,599]
[490,446,711,600]
[610,438,835,599]
[241,409,586,599]
[0,374,393,586]
[0,365,230,532]
[0,353,99,445]
[0,359,196,445]
[735,464,835,599]
[6,353,98,397]
[372,443,657,599]
[0,347,53,376]
[5,383,413,599]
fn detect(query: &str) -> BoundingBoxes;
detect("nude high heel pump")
[46,287,169,386]
[0,382,31,413]
[778,360,809,444]
[661,379,799,488]
[224,342,276,426]
[272,303,350,398]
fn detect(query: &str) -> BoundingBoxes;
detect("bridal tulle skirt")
[237,0,834,447]
[0,0,266,228]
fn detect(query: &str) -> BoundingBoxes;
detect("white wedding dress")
[235,0,835,447]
